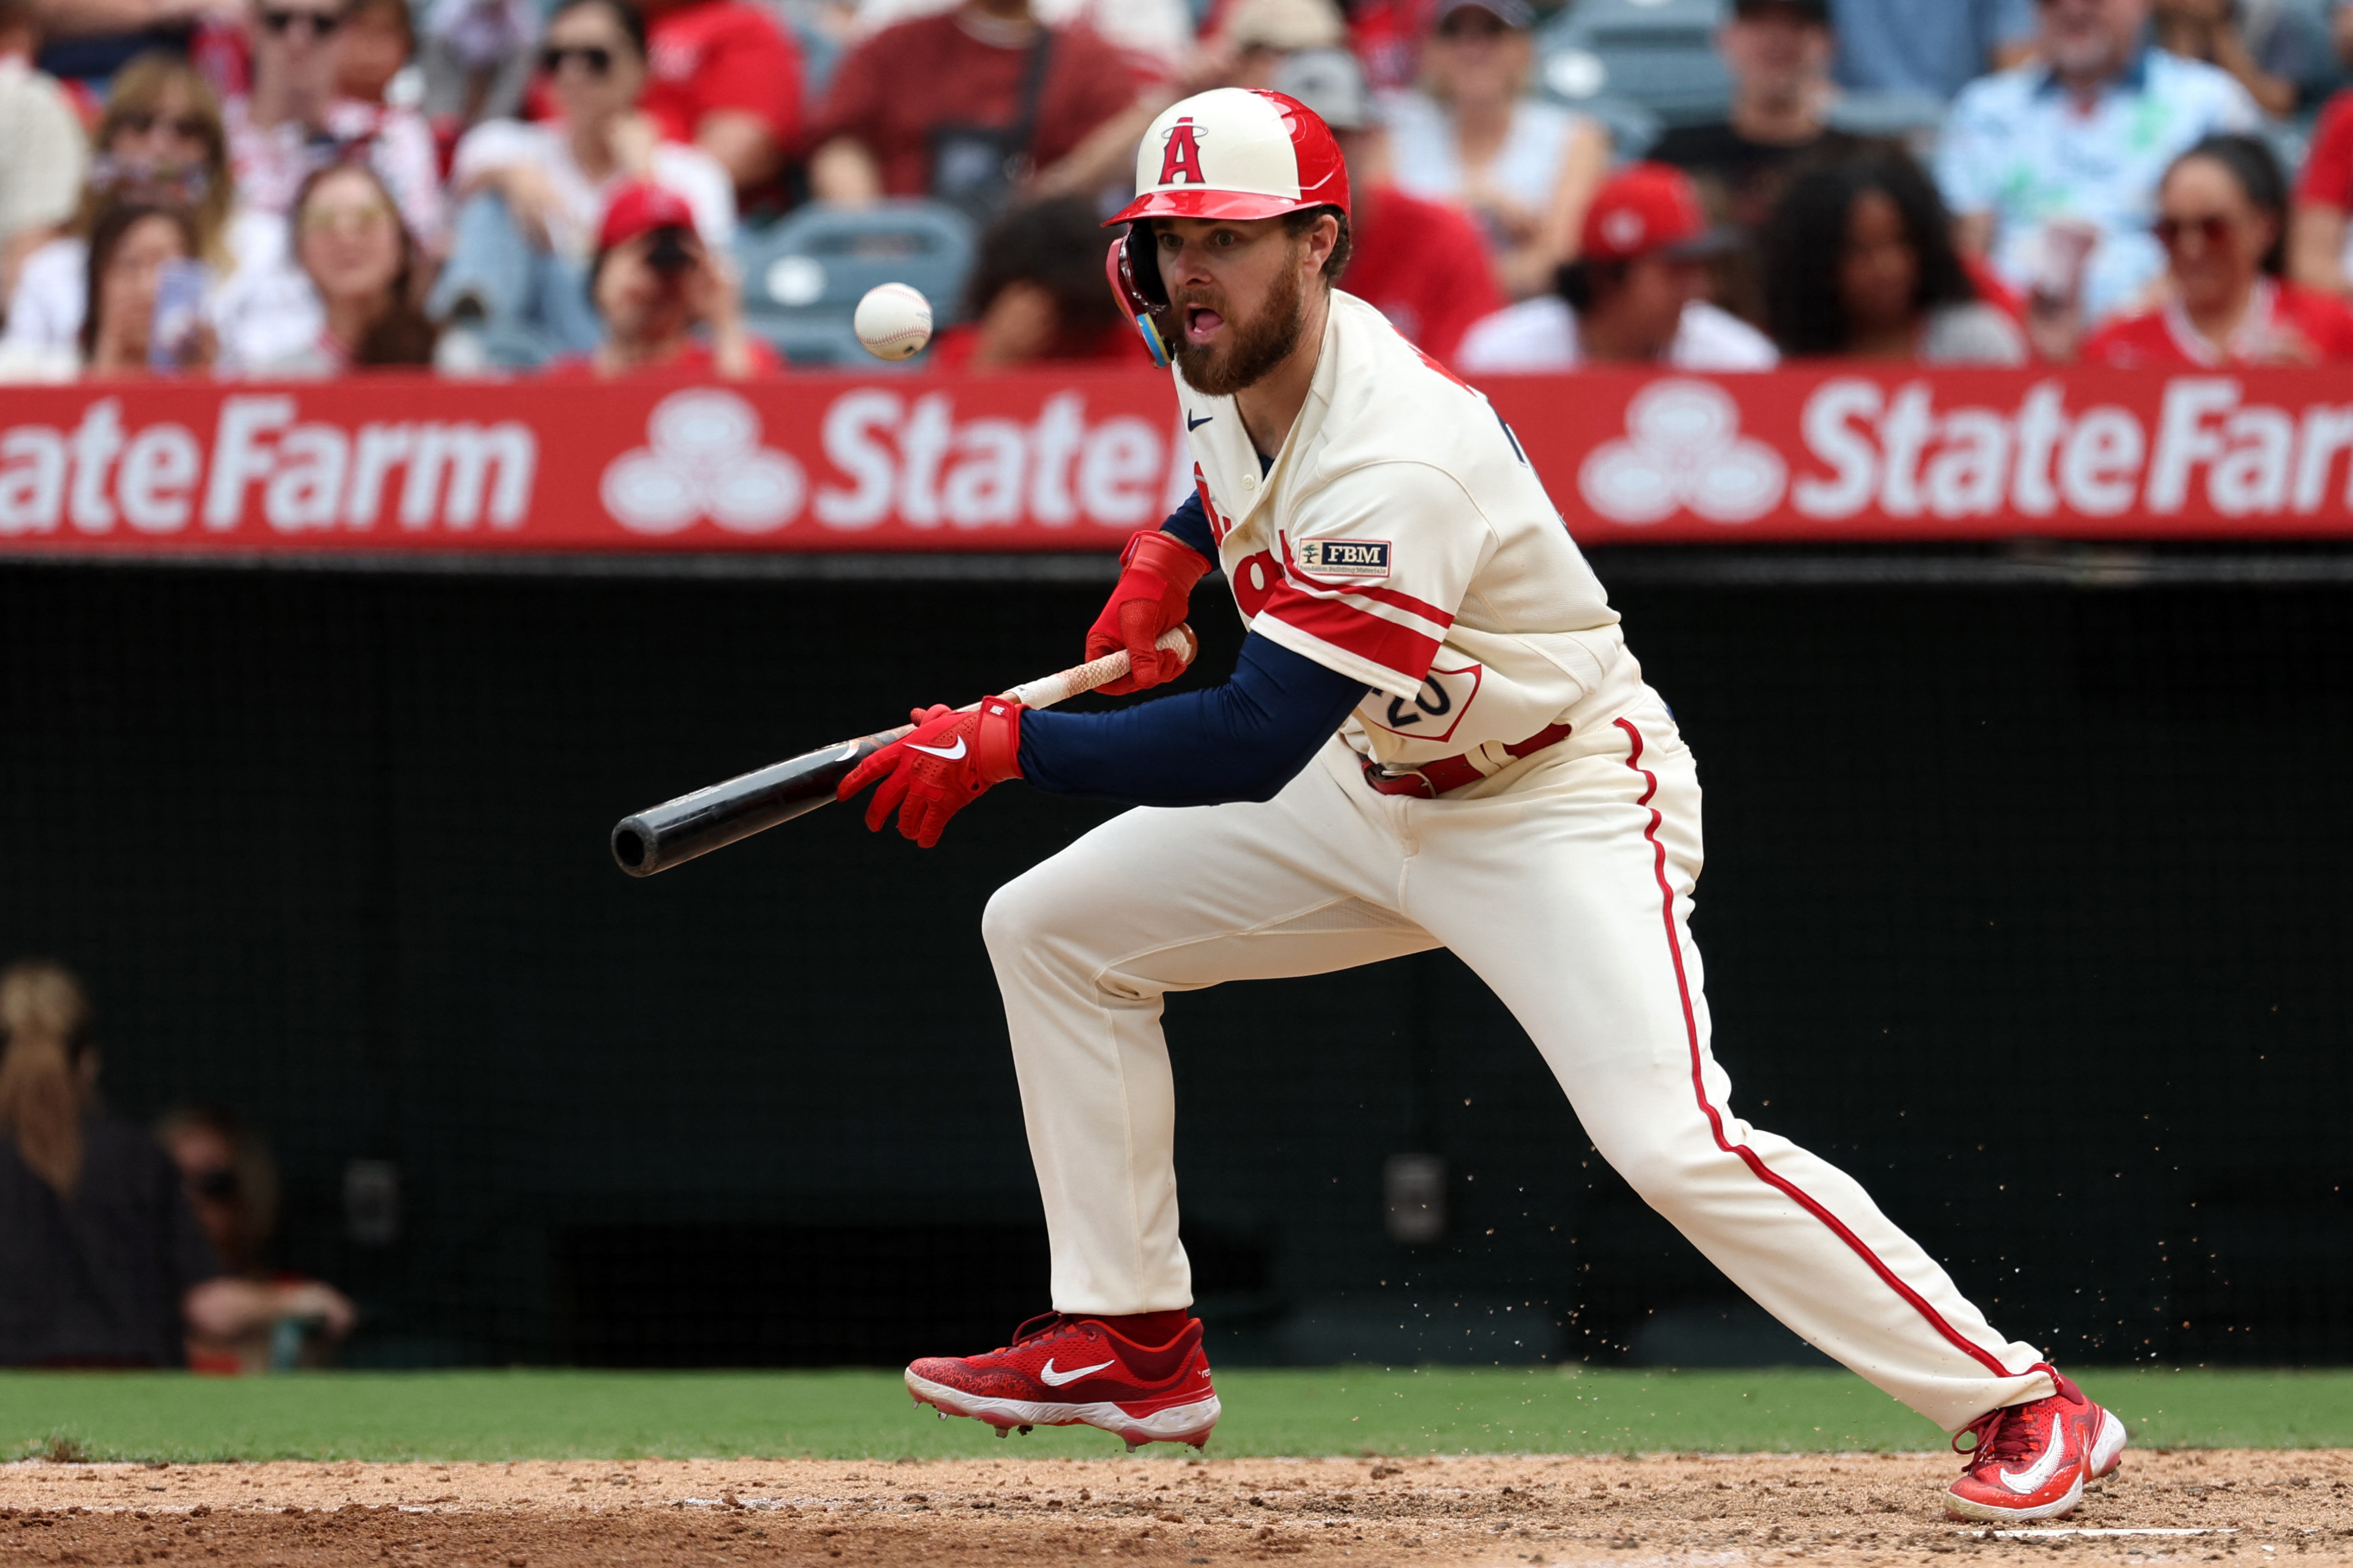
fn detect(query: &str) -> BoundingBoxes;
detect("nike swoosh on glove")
[836,696,1023,848]
[1086,529,1209,695]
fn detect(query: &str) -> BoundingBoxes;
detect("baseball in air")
[854,283,933,360]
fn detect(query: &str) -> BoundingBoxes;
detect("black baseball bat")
[610,628,1194,878]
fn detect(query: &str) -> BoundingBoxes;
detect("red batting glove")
[1086,529,1211,694]
[835,696,1024,848]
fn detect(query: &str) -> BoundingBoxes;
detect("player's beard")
[1172,253,1307,398]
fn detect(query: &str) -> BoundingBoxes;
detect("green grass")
[4,1368,2349,1464]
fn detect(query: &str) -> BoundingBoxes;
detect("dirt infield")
[2,1450,2347,1567]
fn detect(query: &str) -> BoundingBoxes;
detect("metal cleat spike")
[1017,1426,1033,1436]
[1125,1441,1143,1455]
[996,1425,1010,1439]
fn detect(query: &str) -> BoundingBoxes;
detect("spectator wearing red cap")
[1455,162,1778,372]
[1269,45,1498,365]
[634,0,802,197]
[548,179,776,378]
[806,1,1159,220]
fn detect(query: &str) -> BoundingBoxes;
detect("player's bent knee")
[981,860,1098,971]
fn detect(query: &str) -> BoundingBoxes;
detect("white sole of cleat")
[903,1370,1220,1449]
[1944,1470,2086,1525]
[2088,1410,2128,1480]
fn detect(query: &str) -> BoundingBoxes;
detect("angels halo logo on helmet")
[1103,87,1352,369]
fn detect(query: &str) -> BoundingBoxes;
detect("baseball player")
[837,87,2124,1522]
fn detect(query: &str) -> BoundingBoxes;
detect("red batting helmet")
[1103,87,1352,368]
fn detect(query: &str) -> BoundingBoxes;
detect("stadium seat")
[1537,0,1731,129]
[733,200,976,368]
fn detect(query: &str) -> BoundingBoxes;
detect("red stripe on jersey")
[1274,536,1455,629]
[1258,583,1443,682]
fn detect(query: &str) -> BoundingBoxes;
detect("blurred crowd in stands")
[5,0,2353,382]
[0,960,356,1371]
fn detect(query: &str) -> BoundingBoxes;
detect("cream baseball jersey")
[1180,290,1639,772]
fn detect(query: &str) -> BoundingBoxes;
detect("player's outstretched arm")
[1084,496,1216,695]
[1021,633,1365,807]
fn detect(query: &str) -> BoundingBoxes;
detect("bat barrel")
[611,734,888,878]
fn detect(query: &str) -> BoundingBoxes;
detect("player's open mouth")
[1184,306,1224,344]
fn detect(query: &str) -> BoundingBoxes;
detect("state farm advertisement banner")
[4,365,2352,553]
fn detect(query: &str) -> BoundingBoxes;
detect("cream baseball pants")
[982,691,2050,1433]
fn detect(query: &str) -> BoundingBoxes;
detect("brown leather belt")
[1359,723,1573,800]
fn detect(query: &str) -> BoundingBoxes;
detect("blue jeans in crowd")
[428,191,607,368]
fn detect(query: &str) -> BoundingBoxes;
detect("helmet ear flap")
[1106,220,1172,368]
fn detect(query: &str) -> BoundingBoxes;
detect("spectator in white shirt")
[1457,161,1779,372]
[431,0,733,365]
[1381,0,1609,300]
[0,53,276,378]
[0,0,87,315]
[225,0,446,251]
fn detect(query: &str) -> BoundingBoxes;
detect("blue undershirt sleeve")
[1160,490,1216,560]
[1018,632,1368,807]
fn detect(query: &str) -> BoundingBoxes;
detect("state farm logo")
[1577,379,1786,526]
[600,389,807,535]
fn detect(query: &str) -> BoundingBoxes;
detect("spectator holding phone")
[1761,145,2026,363]
[546,179,774,378]
[78,199,210,375]
[246,161,436,372]
[2083,134,2353,367]
[434,0,733,364]
[3,53,239,369]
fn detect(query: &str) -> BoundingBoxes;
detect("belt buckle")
[1360,758,1437,799]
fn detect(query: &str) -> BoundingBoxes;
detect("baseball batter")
[837,88,2124,1523]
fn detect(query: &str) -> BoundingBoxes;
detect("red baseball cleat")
[904,1313,1220,1451]
[1944,1367,2128,1522]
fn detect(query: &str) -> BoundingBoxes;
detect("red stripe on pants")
[1614,717,2015,1380]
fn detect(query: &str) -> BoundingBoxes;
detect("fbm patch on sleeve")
[1294,538,1391,579]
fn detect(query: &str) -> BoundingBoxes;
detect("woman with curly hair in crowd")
[252,161,437,373]
[1760,144,2026,365]
[2084,134,2353,369]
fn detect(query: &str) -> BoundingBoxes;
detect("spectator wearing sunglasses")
[224,0,445,251]
[1936,0,2260,358]
[1,53,283,376]
[157,1108,356,1374]
[432,0,732,364]
[2083,134,2353,367]
[243,160,437,372]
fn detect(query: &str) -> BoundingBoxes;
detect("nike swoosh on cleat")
[1039,1358,1115,1387]
[1187,413,1213,430]
[907,737,967,760]
[1998,1421,2073,1494]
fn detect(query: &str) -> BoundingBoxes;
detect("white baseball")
[854,283,933,361]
